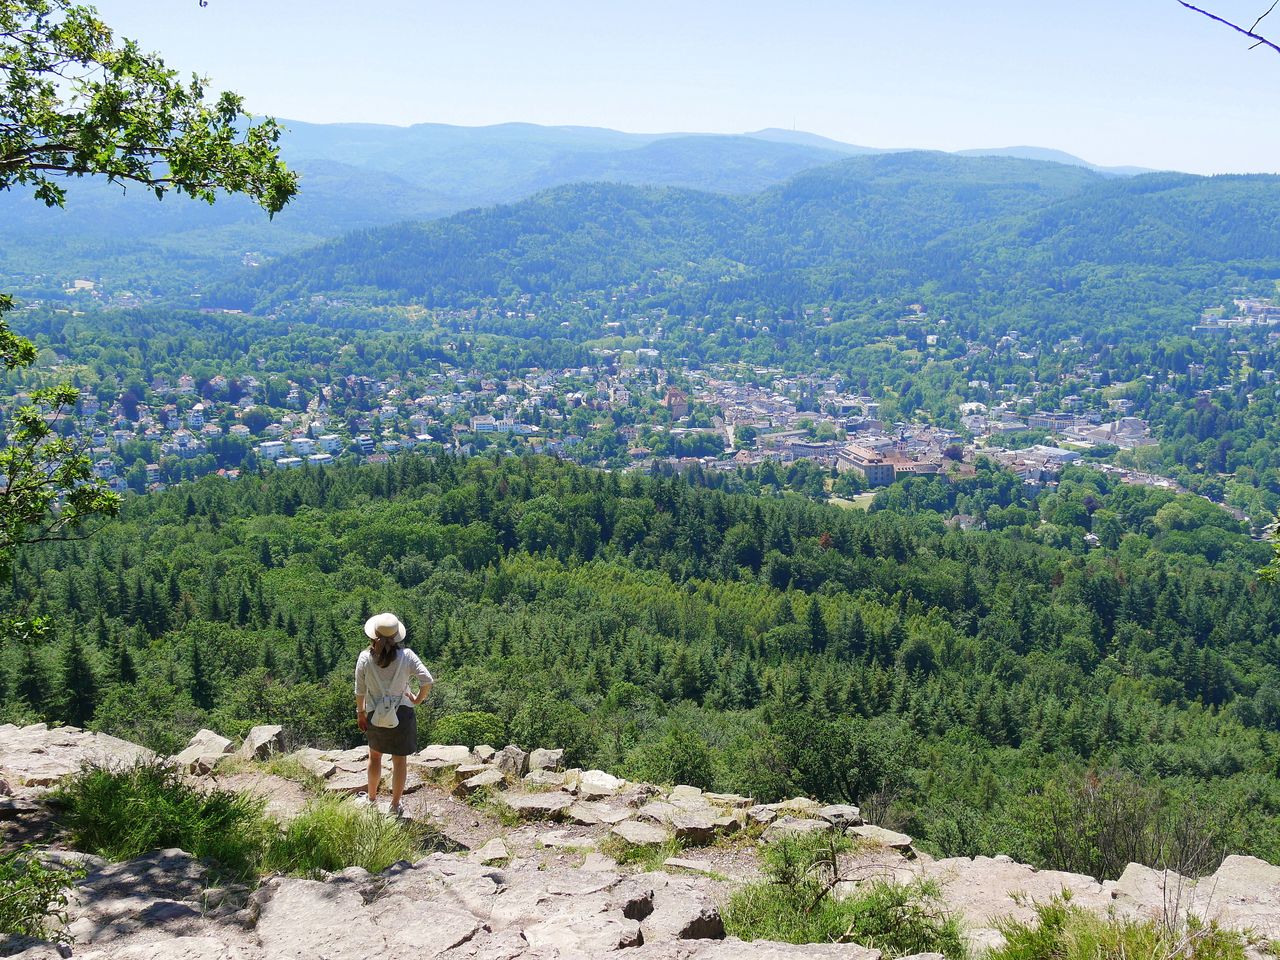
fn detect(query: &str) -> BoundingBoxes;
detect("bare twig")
[1176,0,1280,55]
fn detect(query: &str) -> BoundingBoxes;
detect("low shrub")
[722,832,967,959]
[264,796,421,877]
[55,760,272,882]
[431,711,505,749]
[987,893,1257,960]
[0,847,82,943]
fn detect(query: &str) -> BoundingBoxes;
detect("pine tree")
[59,634,98,727]
[16,647,48,715]
[189,642,213,710]
[806,597,829,654]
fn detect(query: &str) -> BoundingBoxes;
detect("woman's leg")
[367,748,383,800]
[391,754,407,808]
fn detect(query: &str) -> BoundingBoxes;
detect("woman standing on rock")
[354,612,433,816]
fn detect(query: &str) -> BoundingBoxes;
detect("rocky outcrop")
[172,729,234,775]
[237,726,285,762]
[0,723,152,787]
[4,723,1280,960]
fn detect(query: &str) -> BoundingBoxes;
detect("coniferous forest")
[4,452,1277,877]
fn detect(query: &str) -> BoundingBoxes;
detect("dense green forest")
[4,453,1278,875]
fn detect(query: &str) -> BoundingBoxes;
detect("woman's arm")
[408,653,434,705]
[355,694,368,731]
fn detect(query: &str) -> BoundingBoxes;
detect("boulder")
[640,874,726,942]
[470,837,511,865]
[291,748,336,780]
[670,810,719,846]
[669,784,704,802]
[528,747,564,771]
[172,729,232,774]
[762,816,831,843]
[612,819,671,846]
[457,768,505,795]
[747,804,778,826]
[501,790,574,819]
[768,797,822,818]
[473,745,496,762]
[451,763,490,785]
[414,744,472,766]
[567,801,633,826]
[524,769,567,787]
[663,857,722,877]
[713,815,742,836]
[851,824,913,850]
[818,804,863,829]
[704,791,754,809]
[493,745,529,779]
[236,725,284,761]
[0,723,153,787]
[523,916,642,954]
[577,769,626,799]
[638,800,680,825]
[322,771,369,795]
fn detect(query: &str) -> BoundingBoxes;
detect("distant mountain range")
[0,121,1160,295]
[209,152,1280,339]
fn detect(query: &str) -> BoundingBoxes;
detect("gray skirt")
[366,705,417,756]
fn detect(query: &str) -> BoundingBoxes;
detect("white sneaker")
[354,791,374,809]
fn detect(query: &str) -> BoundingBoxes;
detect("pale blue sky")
[94,0,1280,173]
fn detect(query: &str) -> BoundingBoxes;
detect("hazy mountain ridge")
[218,151,1280,316]
[0,121,1159,295]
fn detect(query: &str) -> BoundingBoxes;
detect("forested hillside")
[216,154,1280,344]
[4,453,1277,875]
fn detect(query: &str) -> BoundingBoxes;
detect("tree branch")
[1176,0,1280,55]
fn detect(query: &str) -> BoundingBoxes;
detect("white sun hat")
[364,612,406,643]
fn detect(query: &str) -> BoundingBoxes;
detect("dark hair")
[371,635,402,669]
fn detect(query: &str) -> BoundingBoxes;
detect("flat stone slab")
[501,791,574,819]
[458,768,505,795]
[670,810,719,845]
[416,745,473,766]
[528,747,564,771]
[576,769,626,799]
[818,804,863,828]
[763,816,831,843]
[471,837,511,865]
[566,801,633,827]
[746,805,777,825]
[663,857,723,877]
[852,824,913,849]
[612,819,671,846]
[0,723,154,787]
[524,769,567,787]
[291,749,336,780]
[703,792,754,809]
[322,771,369,795]
[767,797,823,817]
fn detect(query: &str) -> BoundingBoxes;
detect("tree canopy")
[0,0,297,570]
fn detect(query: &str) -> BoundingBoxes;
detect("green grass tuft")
[263,796,422,877]
[987,893,1256,960]
[598,834,683,871]
[55,760,272,883]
